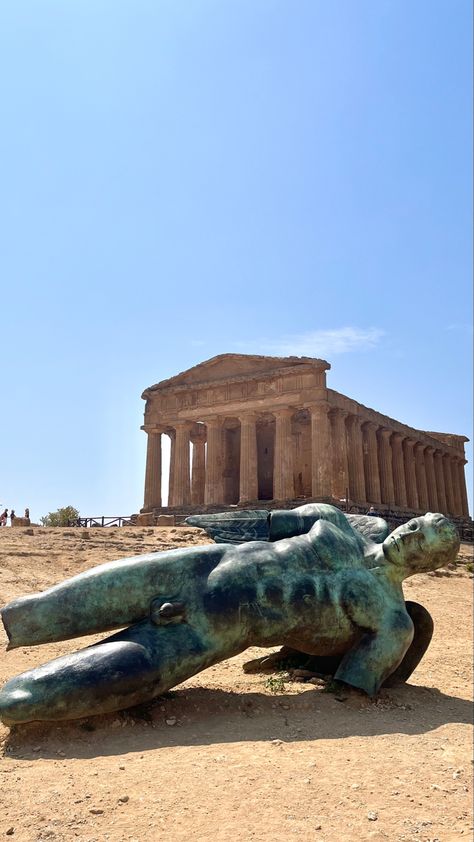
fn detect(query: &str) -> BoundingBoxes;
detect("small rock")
[292,669,317,679]
[89,809,104,815]
[119,765,125,771]
[118,796,129,803]
[367,811,378,821]
[32,746,41,752]
[6,829,14,836]
[271,739,283,746]
[165,717,177,726]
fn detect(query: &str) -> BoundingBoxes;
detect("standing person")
[10,510,15,525]
[0,509,8,527]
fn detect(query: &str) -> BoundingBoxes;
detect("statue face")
[382,513,460,574]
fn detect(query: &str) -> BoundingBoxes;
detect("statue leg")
[0,619,218,726]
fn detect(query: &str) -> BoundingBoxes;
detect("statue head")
[382,513,460,576]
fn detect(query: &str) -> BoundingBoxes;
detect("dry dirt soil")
[0,526,472,842]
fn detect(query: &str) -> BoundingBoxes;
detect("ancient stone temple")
[141,354,470,519]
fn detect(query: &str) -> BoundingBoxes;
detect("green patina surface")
[0,505,459,725]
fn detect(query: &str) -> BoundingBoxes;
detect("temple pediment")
[143,354,330,394]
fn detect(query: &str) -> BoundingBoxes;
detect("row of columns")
[144,406,332,510]
[143,405,469,518]
[327,408,469,518]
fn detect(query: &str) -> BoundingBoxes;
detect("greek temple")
[140,354,469,518]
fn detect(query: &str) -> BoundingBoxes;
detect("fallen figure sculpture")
[186,505,453,681]
[0,505,459,725]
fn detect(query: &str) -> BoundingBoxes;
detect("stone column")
[443,454,456,515]
[414,443,429,512]
[310,402,332,499]
[346,415,366,505]
[173,422,191,506]
[450,458,463,517]
[391,433,408,508]
[205,418,224,505]
[433,450,447,514]
[167,430,176,507]
[377,428,395,507]
[403,438,419,511]
[239,412,258,503]
[190,426,206,506]
[329,409,349,501]
[273,408,295,500]
[458,459,470,518]
[143,428,163,510]
[424,446,438,511]
[362,422,382,504]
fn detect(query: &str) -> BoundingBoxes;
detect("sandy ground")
[0,526,472,842]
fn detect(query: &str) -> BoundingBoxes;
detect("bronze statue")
[0,505,459,725]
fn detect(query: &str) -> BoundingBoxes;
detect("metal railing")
[67,516,137,528]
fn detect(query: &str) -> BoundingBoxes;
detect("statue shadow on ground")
[3,682,472,761]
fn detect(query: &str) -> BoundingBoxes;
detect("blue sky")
[1,1,472,521]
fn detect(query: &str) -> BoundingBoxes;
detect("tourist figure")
[10,510,15,525]
[367,506,378,516]
[0,509,8,527]
[24,508,29,520]
[0,505,459,725]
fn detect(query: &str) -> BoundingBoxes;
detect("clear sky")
[1,1,472,522]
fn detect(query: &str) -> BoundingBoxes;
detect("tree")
[40,506,80,527]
